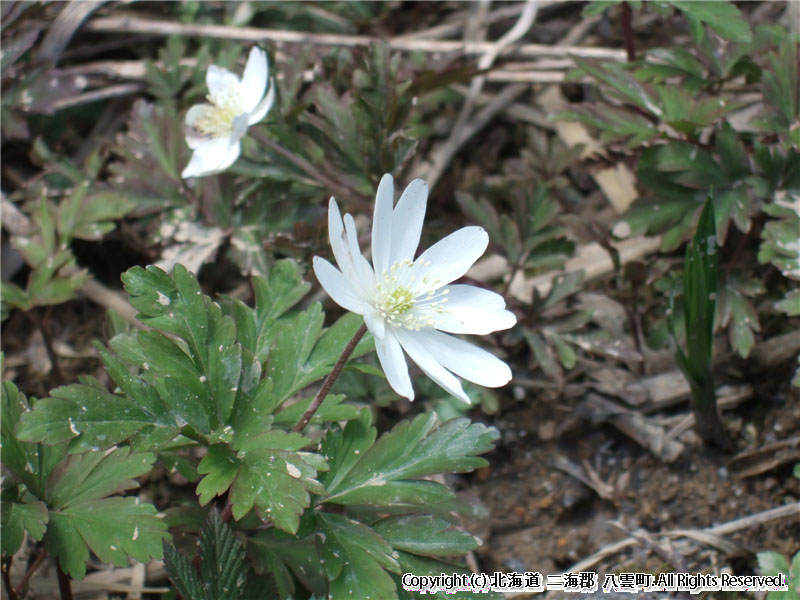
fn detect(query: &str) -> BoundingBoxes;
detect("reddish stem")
[293,323,368,433]
[56,562,73,600]
[621,2,636,62]
[14,548,48,596]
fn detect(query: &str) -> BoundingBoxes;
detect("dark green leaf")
[671,1,752,43]
[45,447,154,508]
[316,512,399,600]
[1,500,48,556]
[46,496,168,579]
[325,413,497,505]
[373,516,478,558]
[197,430,324,532]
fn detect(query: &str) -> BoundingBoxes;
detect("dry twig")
[85,16,627,61]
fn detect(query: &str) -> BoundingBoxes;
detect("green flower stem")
[293,323,368,433]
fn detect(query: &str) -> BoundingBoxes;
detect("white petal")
[206,65,240,100]
[240,47,268,113]
[412,328,512,388]
[248,78,276,125]
[182,136,235,178]
[433,284,517,334]
[390,179,427,264]
[414,227,488,288]
[186,104,210,128]
[343,213,376,291]
[375,328,414,400]
[394,329,469,403]
[217,139,242,172]
[328,199,356,277]
[230,113,249,142]
[312,257,368,314]
[184,104,213,148]
[372,174,394,277]
[363,308,385,340]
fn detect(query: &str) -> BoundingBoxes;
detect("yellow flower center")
[195,89,245,136]
[375,259,450,330]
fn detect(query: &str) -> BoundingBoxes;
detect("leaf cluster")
[559,8,799,362]
[9,261,500,597]
[2,144,134,313]
[1,379,168,579]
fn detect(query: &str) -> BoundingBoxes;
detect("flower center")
[374,259,450,330]
[196,89,245,136]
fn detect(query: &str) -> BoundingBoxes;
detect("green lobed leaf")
[324,413,498,505]
[671,1,752,43]
[717,275,763,358]
[776,289,800,317]
[756,40,799,131]
[1,500,48,556]
[196,429,325,532]
[2,382,57,495]
[557,105,658,148]
[570,56,662,117]
[316,512,400,600]
[250,530,327,599]
[373,516,478,558]
[44,447,154,509]
[17,382,176,450]
[46,496,168,579]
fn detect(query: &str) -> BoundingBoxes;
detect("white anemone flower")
[313,174,517,403]
[182,47,276,178]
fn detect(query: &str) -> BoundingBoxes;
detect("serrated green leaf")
[641,142,726,188]
[2,383,68,504]
[373,516,478,558]
[325,413,497,505]
[716,122,749,181]
[718,275,763,358]
[163,541,207,600]
[46,496,168,579]
[759,41,799,129]
[1,500,48,556]
[267,307,372,406]
[254,259,313,324]
[671,1,752,43]
[570,56,662,117]
[316,512,400,600]
[558,105,658,148]
[776,289,800,317]
[393,551,503,600]
[17,383,175,449]
[549,333,578,370]
[45,447,154,508]
[320,411,377,492]
[642,47,706,82]
[195,445,239,506]
[250,530,327,599]
[197,431,323,533]
[523,329,562,383]
[198,509,253,599]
